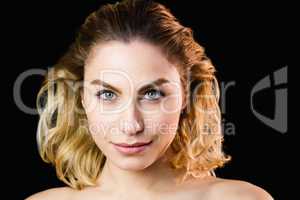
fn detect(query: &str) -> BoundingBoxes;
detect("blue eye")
[144,89,165,101]
[96,90,116,101]
[96,89,165,102]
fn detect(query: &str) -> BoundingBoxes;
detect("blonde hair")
[36,0,230,190]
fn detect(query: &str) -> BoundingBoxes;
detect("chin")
[113,156,155,171]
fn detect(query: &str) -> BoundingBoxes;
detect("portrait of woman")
[26,0,274,199]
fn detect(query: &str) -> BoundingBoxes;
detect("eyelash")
[95,89,166,102]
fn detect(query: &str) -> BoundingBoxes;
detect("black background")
[4,0,292,199]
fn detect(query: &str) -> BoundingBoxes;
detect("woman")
[26,0,273,199]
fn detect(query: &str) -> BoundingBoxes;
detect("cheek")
[150,111,181,146]
[144,113,180,161]
[85,115,116,158]
[85,112,115,141]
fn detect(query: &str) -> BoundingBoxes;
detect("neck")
[95,148,183,196]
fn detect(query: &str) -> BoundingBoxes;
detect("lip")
[112,141,153,154]
[112,141,152,147]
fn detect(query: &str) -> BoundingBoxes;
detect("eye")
[96,89,117,101]
[144,89,165,101]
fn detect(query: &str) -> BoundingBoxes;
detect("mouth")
[112,141,153,147]
[111,140,153,154]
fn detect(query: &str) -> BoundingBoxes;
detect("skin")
[26,39,273,200]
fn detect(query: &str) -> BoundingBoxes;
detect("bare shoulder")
[25,187,76,200]
[205,177,274,200]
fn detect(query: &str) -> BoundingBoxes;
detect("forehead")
[84,40,181,87]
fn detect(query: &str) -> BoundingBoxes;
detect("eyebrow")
[90,78,171,94]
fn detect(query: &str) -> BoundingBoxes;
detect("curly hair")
[36,0,231,190]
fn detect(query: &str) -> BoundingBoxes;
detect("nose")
[120,102,144,136]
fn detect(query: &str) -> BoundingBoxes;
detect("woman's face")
[82,39,185,171]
